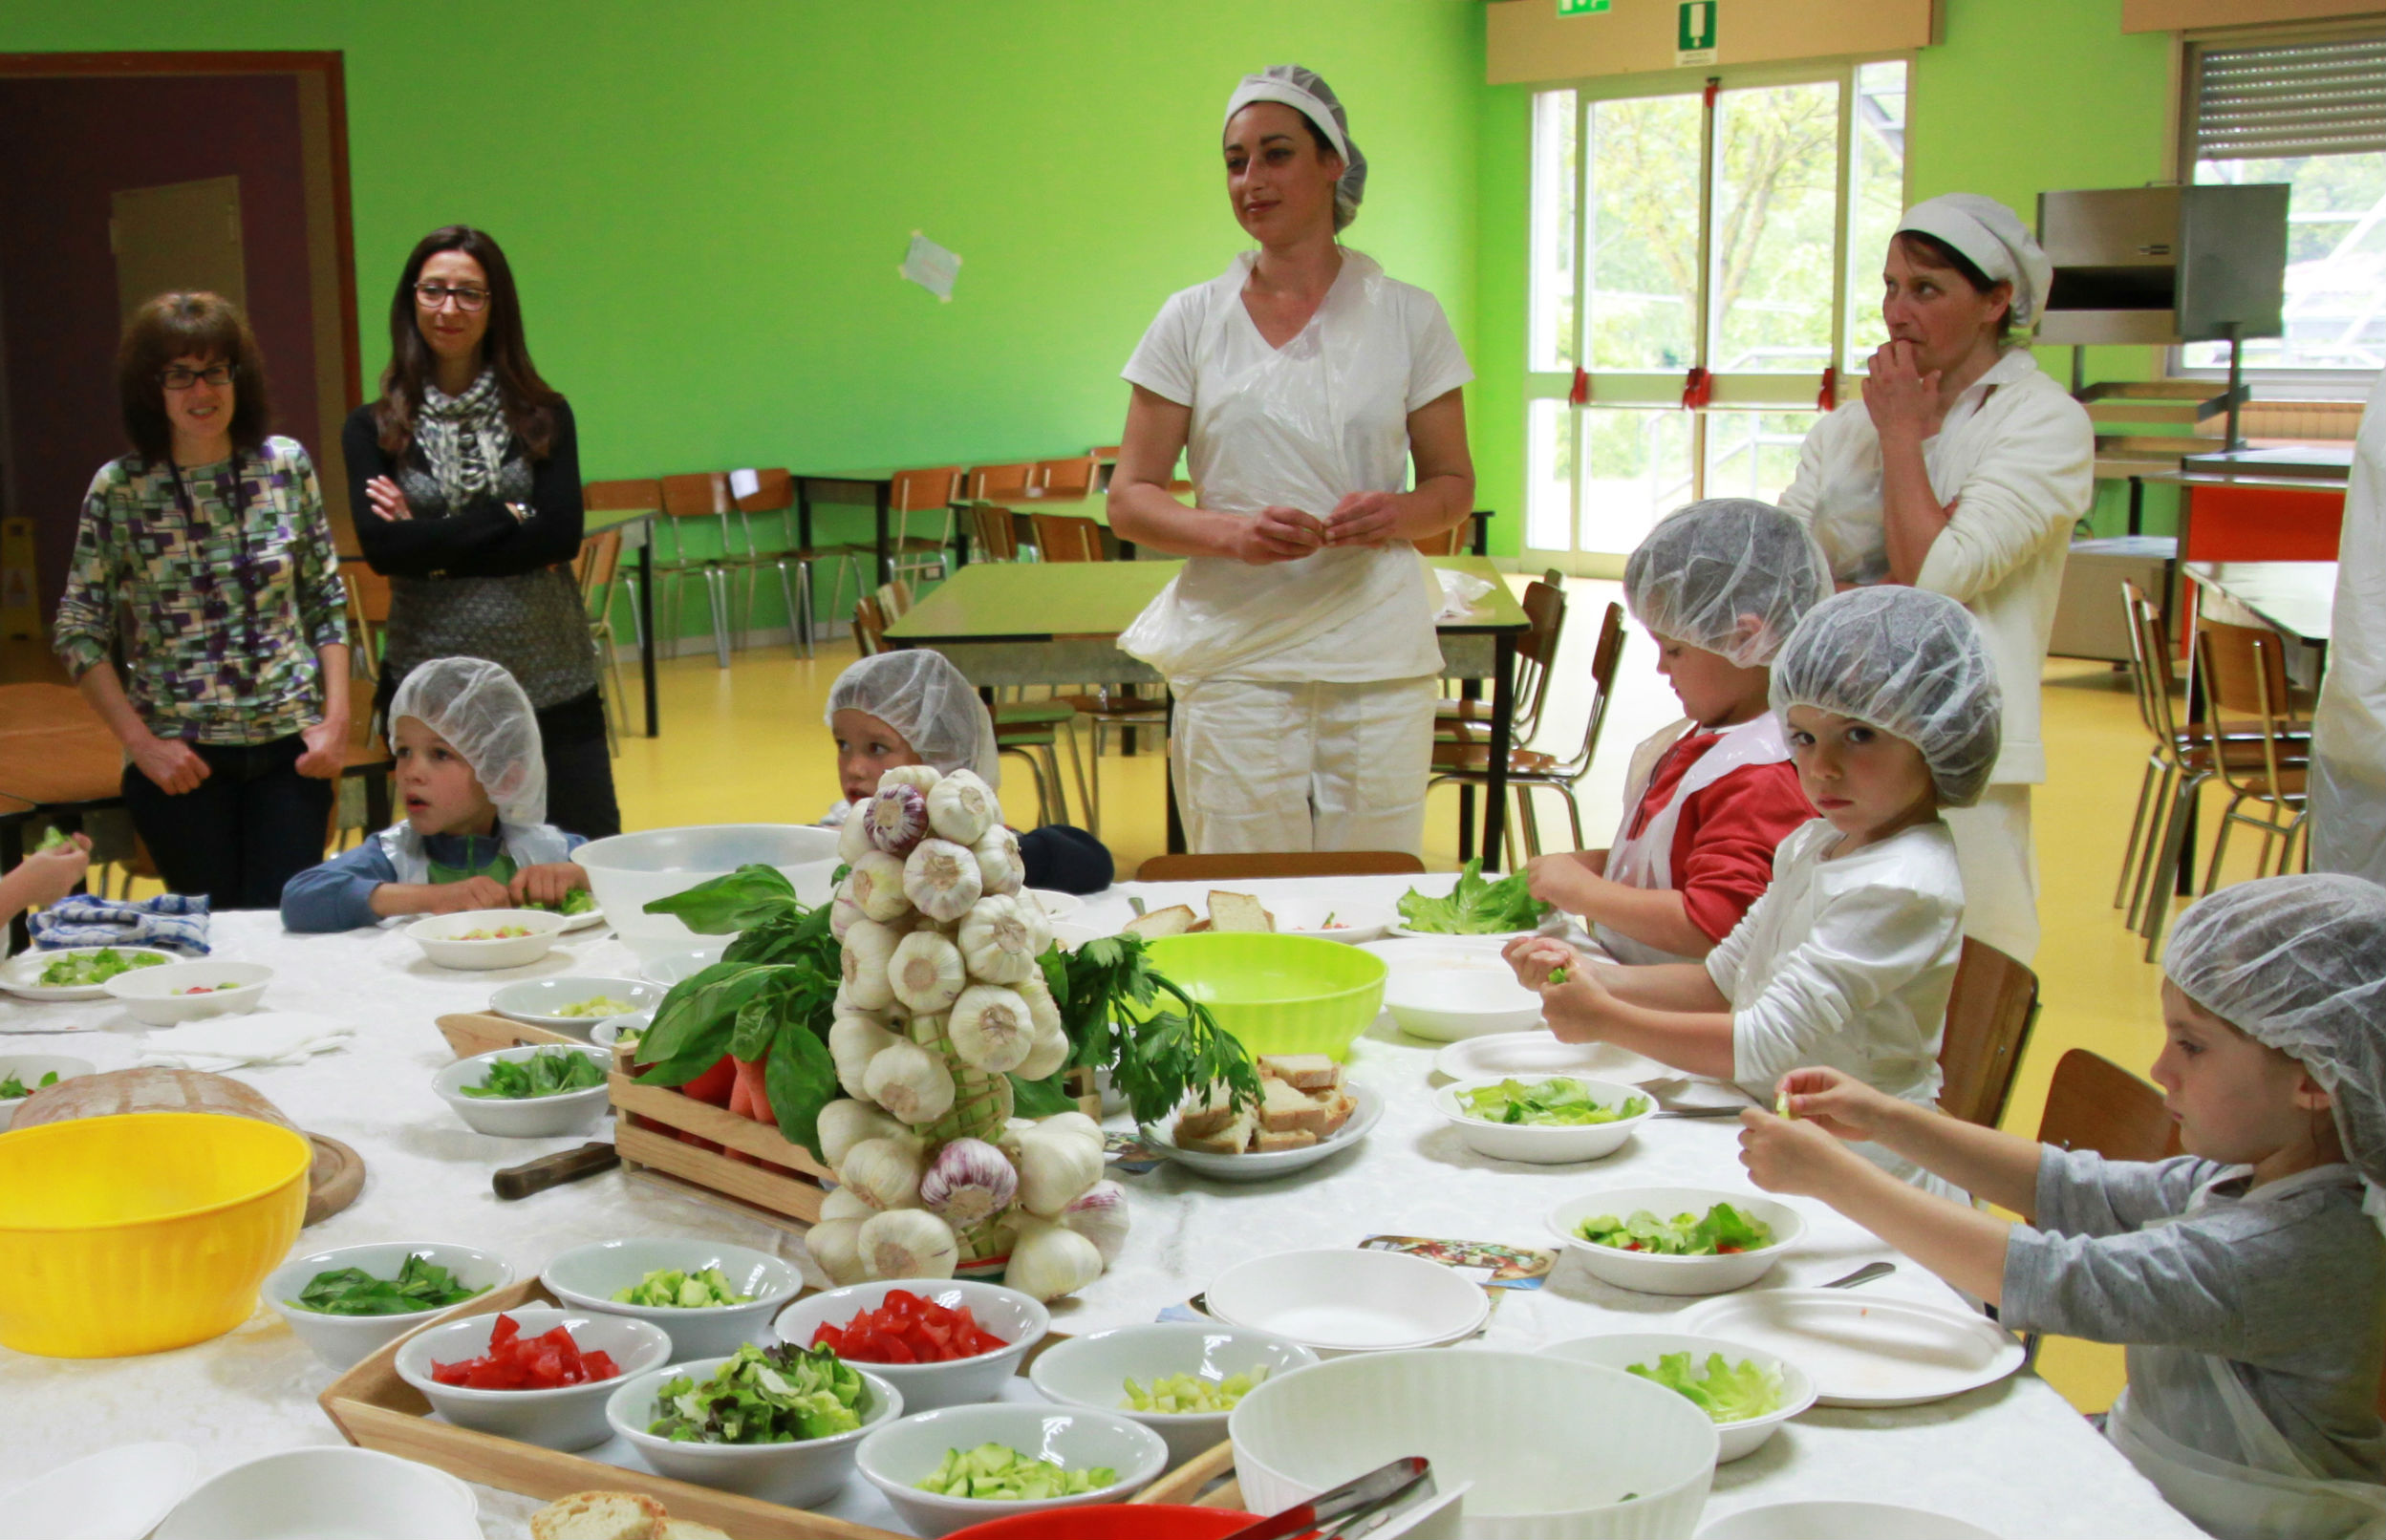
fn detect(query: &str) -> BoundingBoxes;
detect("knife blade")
[493,1141,619,1199]
[1218,1456,1432,1540]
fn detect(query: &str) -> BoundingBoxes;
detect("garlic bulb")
[889,930,967,1014]
[948,982,1035,1074]
[1014,892,1056,954]
[1039,1110,1106,1152]
[828,1012,902,1101]
[1016,1118,1106,1216]
[1005,1217,1104,1302]
[973,825,1024,896]
[859,1208,960,1280]
[806,1218,868,1287]
[841,917,904,1010]
[819,1099,906,1168]
[847,850,913,923]
[828,888,865,941]
[904,838,983,924]
[1016,1021,1070,1081]
[927,769,998,845]
[838,1134,924,1210]
[865,1037,957,1125]
[1061,1180,1129,1265]
[917,1137,1019,1226]
[1016,971,1063,1037]
[819,1186,876,1223]
[957,894,1040,985]
[837,808,874,866]
[866,782,931,856]
[881,765,942,792]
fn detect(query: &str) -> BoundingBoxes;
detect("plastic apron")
[2106,1166,2386,1540]
[375,823,572,887]
[2311,371,2386,885]
[1595,716,1793,966]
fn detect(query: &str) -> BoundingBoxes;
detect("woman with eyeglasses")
[53,291,352,908]
[341,225,619,840]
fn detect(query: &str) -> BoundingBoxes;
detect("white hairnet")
[1898,192,2053,329]
[2166,874,2386,1200]
[827,650,1001,788]
[1624,499,1833,668]
[1226,65,1367,231]
[1770,586,2002,807]
[389,657,547,825]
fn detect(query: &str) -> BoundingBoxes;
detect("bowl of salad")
[543,1236,804,1359]
[0,1055,94,1132]
[394,1305,671,1452]
[404,909,570,971]
[433,1044,613,1138]
[263,1241,512,1370]
[1546,1331,1816,1462]
[488,976,662,1036]
[1387,860,1557,944]
[0,945,172,1002]
[1434,1074,1653,1164]
[103,959,272,1026]
[603,1343,900,1506]
[1027,1321,1321,1467]
[1547,1186,1806,1296]
[854,1401,1169,1538]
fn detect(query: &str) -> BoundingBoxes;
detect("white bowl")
[605,1354,901,1506]
[1230,1348,1716,1540]
[103,959,272,1025]
[1028,1321,1321,1467]
[264,1241,515,1370]
[1697,1502,2007,1540]
[544,1237,804,1359]
[394,1305,672,1451]
[0,945,178,1001]
[1366,943,1543,1040]
[153,1446,480,1540]
[1023,888,1084,921]
[1264,896,1397,945]
[433,1044,614,1138]
[1049,922,1105,952]
[490,975,663,1035]
[575,824,842,962]
[1141,1081,1384,1184]
[1434,1031,1677,1087]
[405,909,571,971]
[1547,1331,1818,1463]
[0,1054,95,1131]
[773,1279,1048,1412]
[854,1401,1170,1538]
[8,1441,199,1540]
[1547,1186,1806,1296]
[591,1011,654,1050]
[640,944,726,984]
[1434,1075,1654,1165]
[1204,1249,1489,1355]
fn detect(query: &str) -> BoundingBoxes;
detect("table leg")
[1458,784,1475,865]
[2127,476,2144,539]
[364,768,391,832]
[637,538,659,738]
[1164,695,1186,855]
[875,485,893,588]
[1482,634,1516,871]
[1472,511,1489,558]
[2,817,23,954]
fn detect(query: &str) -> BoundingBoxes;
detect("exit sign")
[1558,0,1611,15]
[1677,1,1718,64]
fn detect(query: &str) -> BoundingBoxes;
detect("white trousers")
[1170,675,1440,856]
[1942,783,2038,965]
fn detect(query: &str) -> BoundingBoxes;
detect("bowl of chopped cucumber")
[1027,1321,1320,1468]
[855,1401,1170,1538]
[1547,1186,1806,1296]
[543,1236,803,1359]
[103,959,273,1026]
[263,1241,514,1370]
[0,1056,95,1132]
[1547,1331,1816,1462]
[1435,1074,1654,1164]
[488,976,662,1036]
[433,1044,613,1138]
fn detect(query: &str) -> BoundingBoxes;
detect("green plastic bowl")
[1133,933,1388,1062]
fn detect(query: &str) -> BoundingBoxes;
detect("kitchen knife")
[493,1141,619,1199]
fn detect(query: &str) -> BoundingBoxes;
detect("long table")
[884,557,1533,864]
[0,888,2201,1538]
[2184,559,2335,652]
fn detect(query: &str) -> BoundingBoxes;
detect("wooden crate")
[437,1011,581,1059]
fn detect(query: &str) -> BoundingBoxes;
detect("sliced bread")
[1257,1054,1340,1092]
[1258,1077,1327,1135]
[661,1525,735,1540]
[530,1492,667,1540]
[1253,1126,1319,1153]
[1206,890,1275,933]
[1314,1090,1359,1137]
[1173,1082,1242,1141]
[1123,904,1197,940]
[1178,1106,1256,1155]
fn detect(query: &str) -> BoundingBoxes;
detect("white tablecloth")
[0,880,2201,1538]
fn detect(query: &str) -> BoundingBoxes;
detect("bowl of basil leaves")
[264,1241,511,1369]
[433,1045,613,1138]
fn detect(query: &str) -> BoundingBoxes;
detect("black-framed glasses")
[415,282,489,312]
[160,363,235,390]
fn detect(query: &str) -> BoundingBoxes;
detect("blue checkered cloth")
[29,894,211,955]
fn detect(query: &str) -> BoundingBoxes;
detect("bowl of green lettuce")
[1547,1330,1816,1461]
[1389,859,1555,941]
[1435,1074,1653,1164]
[1547,1186,1806,1295]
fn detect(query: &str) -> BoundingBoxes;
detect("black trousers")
[121,735,334,909]
[372,679,620,841]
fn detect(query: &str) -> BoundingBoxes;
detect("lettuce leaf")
[1626,1351,1786,1423]
[1396,859,1552,935]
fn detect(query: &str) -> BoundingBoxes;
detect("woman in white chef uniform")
[1107,66,1476,856]
[1779,194,2093,965]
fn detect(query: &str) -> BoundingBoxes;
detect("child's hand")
[1503,934,1579,989]
[1737,1106,1866,1198]
[509,863,589,909]
[1772,1066,1899,1143]
[425,876,513,914]
[1524,852,1604,912]
[15,834,91,908]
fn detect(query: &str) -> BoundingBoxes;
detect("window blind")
[2192,36,2386,160]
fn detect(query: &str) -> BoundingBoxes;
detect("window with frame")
[1524,59,1908,562]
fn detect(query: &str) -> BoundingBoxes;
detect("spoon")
[1820,1260,1896,1291]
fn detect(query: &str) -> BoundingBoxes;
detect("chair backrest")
[584,477,661,513]
[967,463,1035,501]
[1410,514,1483,557]
[852,595,888,655]
[892,467,963,514]
[966,504,1021,563]
[341,564,392,624]
[1501,578,1568,743]
[659,472,730,518]
[1551,600,1628,779]
[2127,585,2196,754]
[576,529,624,616]
[876,578,914,619]
[2118,579,2166,745]
[734,467,796,514]
[1136,851,1428,881]
[1035,458,1098,499]
[2196,618,2300,730]
[2036,1048,2180,1161]
[1030,513,1105,564]
[1938,936,2041,1127]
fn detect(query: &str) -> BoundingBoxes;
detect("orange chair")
[890,466,965,588]
[730,467,866,659]
[1034,457,1099,500]
[657,472,737,668]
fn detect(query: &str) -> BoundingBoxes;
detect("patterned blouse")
[53,437,350,745]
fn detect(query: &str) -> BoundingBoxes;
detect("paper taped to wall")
[900,231,960,302]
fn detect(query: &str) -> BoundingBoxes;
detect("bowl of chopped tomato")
[394,1306,672,1451]
[773,1280,1048,1413]
[405,909,571,972]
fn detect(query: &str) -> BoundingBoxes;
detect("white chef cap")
[1770,586,2003,807]
[389,657,547,826]
[1624,499,1833,669]
[827,650,1001,789]
[2165,874,2386,1205]
[1225,65,1367,231]
[1897,193,2053,329]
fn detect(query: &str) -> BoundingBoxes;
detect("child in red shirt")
[1527,500,1831,963]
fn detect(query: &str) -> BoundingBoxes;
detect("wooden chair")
[1137,851,1427,881]
[1410,513,1485,556]
[582,477,661,652]
[1430,595,1620,863]
[1435,573,1563,739]
[657,472,737,668]
[891,466,964,588]
[338,565,391,682]
[2035,1049,2179,1162]
[729,467,865,659]
[1034,457,1099,499]
[2195,619,2314,893]
[963,504,1024,564]
[1937,937,2041,1128]
[1029,513,1105,564]
[967,462,1035,500]
[875,578,914,620]
[573,528,632,756]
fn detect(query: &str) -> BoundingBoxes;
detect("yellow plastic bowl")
[1135,933,1387,1062]
[0,1112,312,1358]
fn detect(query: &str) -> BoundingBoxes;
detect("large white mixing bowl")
[574,825,841,961]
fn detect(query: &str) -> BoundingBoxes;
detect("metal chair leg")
[1058,718,1093,836]
[703,567,733,669]
[2116,758,2162,909]
[1518,788,1544,859]
[1559,782,1586,849]
[2201,792,2251,898]
[2139,770,2209,960]
[2124,762,2180,934]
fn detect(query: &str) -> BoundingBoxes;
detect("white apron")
[1596,716,1793,967]
[376,822,574,887]
[2311,370,2386,885]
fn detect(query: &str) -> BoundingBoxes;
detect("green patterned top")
[53,437,350,745]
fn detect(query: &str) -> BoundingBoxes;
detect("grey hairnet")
[1624,499,1833,668]
[1770,586,2002,807]
[389,657,547,825]
[2165,874,2386,1198]
[827,650,1001,789]
[1226,65,1367,231]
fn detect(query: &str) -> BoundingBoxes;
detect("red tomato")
[809,1294,1008,1363]
[679,1054,738,1107]
[430,1313,624,1390]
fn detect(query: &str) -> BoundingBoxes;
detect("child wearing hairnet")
[280,658,589,930]
[1525,501,1827,964]
[1509,586,1999,1192]
[1738,873,2386,1535]
[825,651,1112,893]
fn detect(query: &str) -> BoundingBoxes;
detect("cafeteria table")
[2183,559,2335,652]
[0,882,2203,1538]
